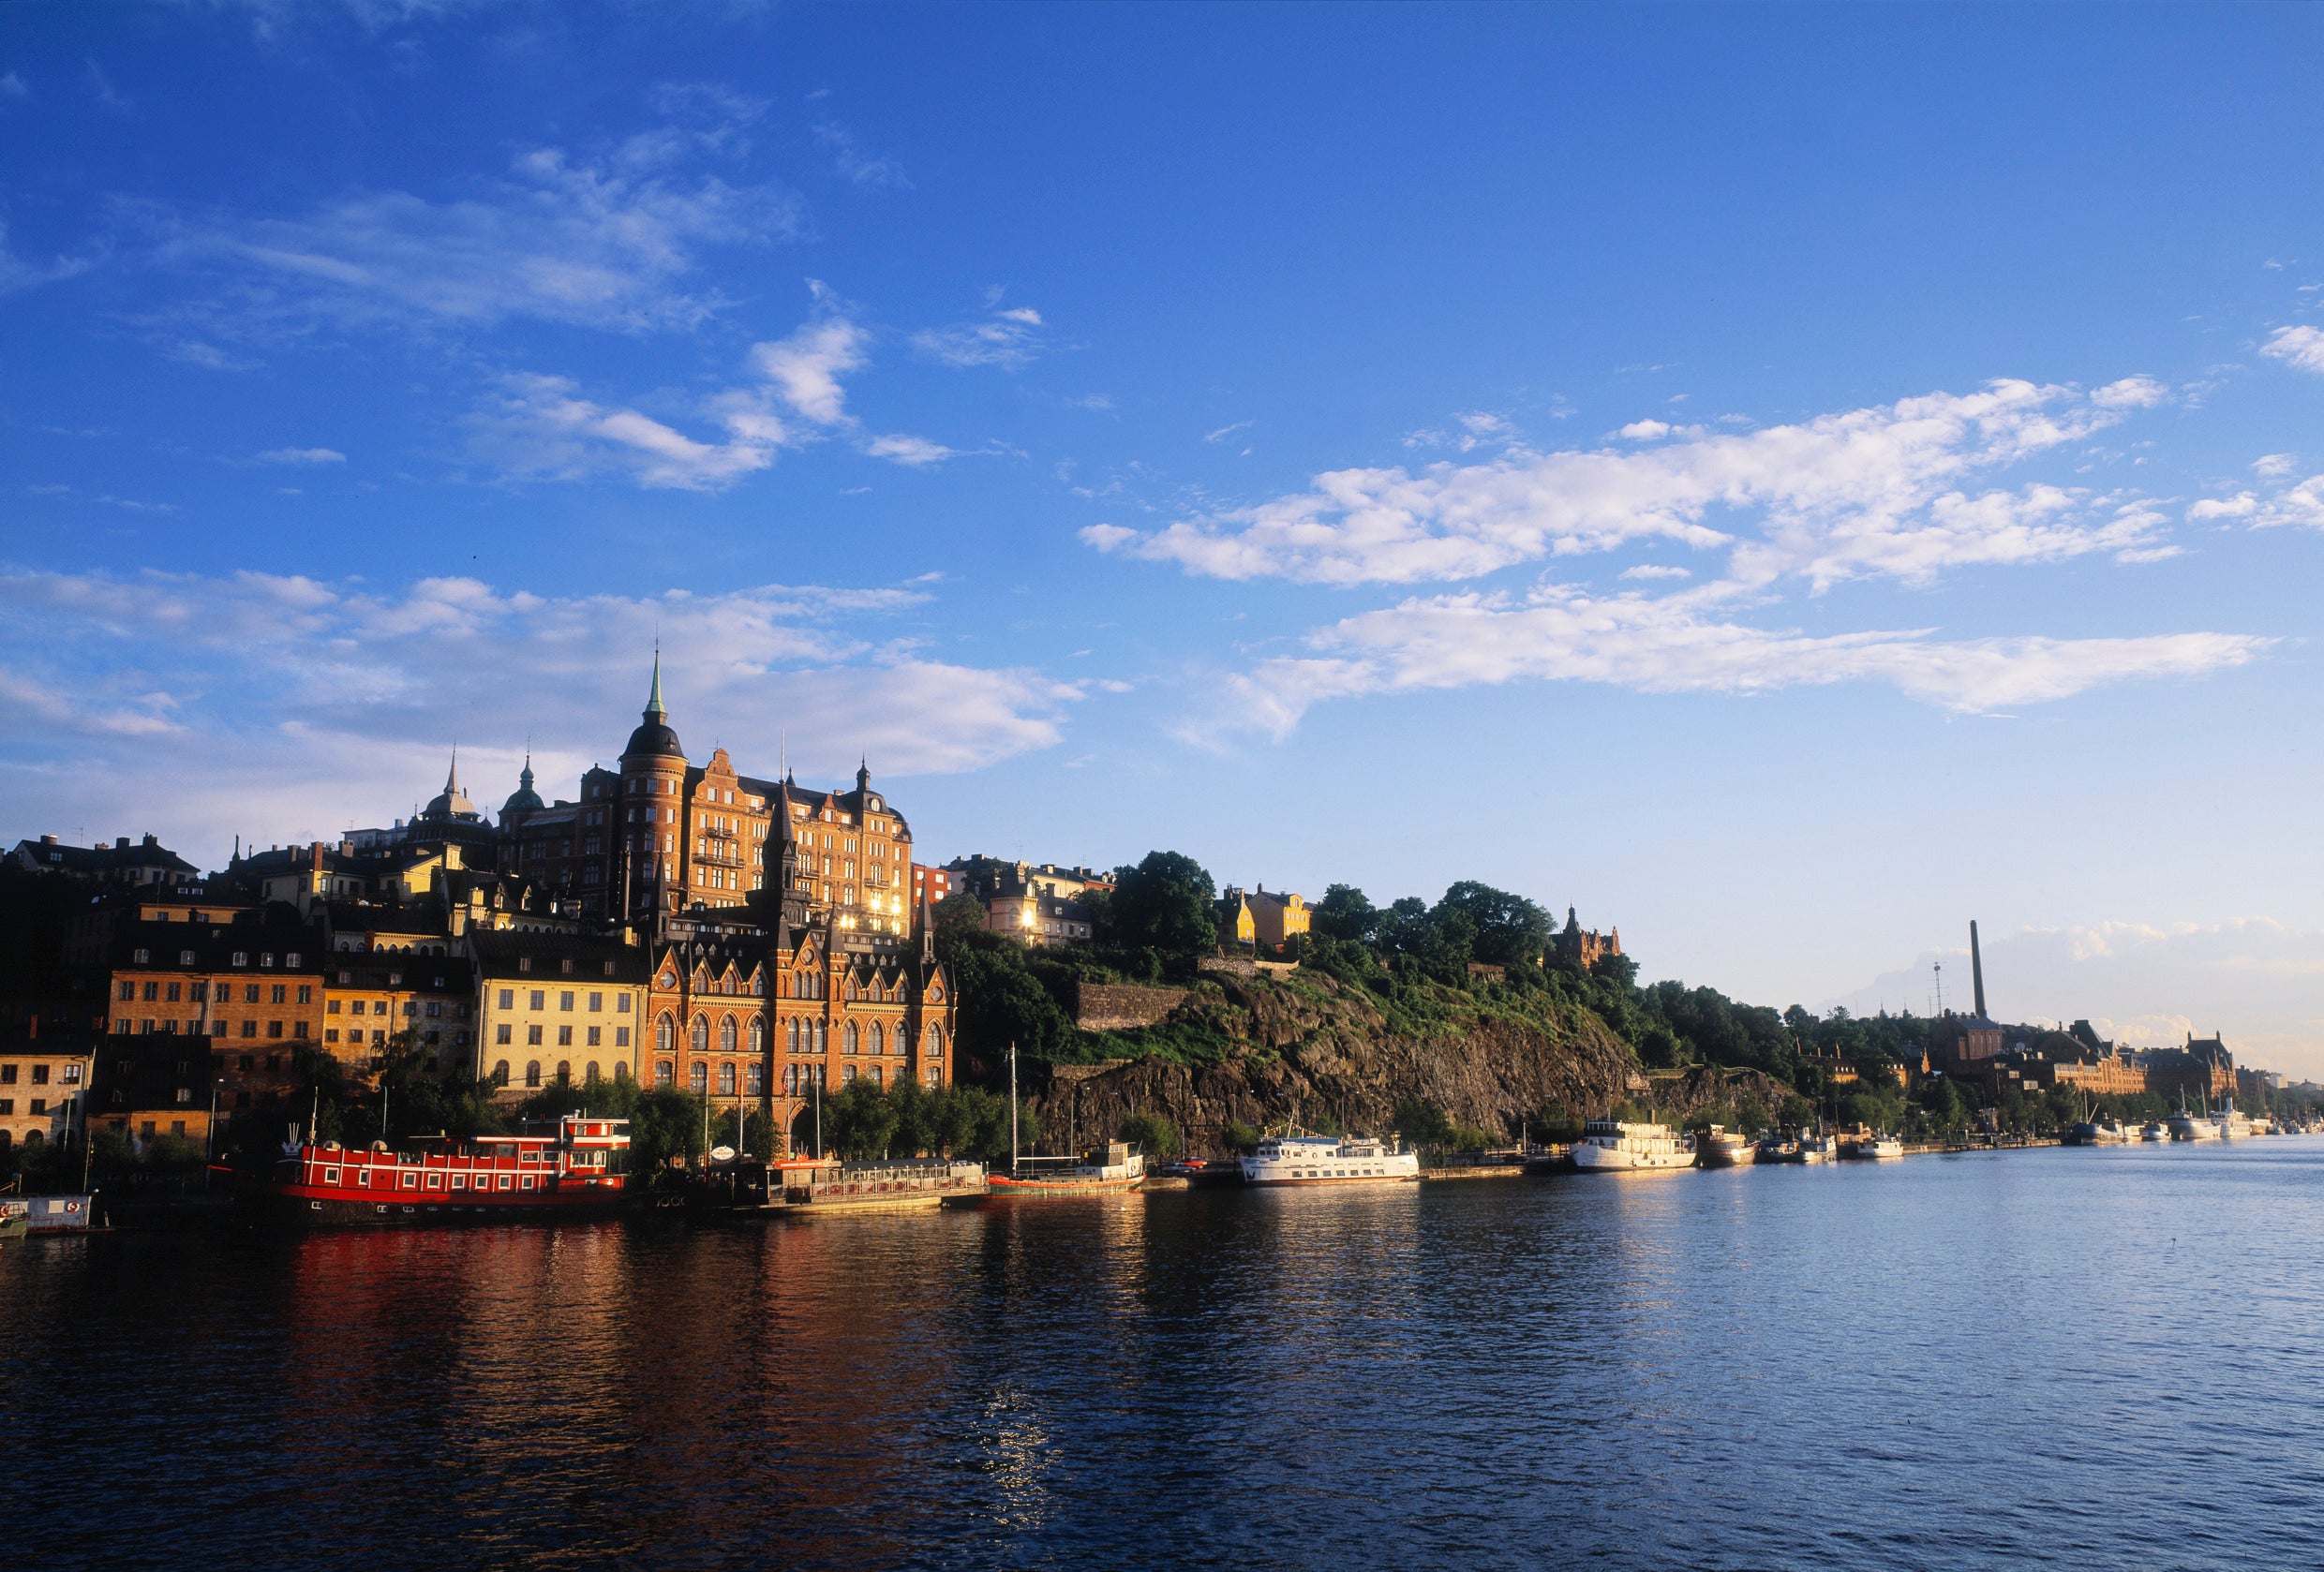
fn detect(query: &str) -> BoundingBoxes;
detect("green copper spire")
[645,649,666,719]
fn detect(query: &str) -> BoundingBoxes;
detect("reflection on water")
[6,1143,2324,1569]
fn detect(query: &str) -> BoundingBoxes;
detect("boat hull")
[246,1186,630,1227]
[1571,1143,1691,1172]
[1243,1173,1420,1186]
[988,1174,1145,1194]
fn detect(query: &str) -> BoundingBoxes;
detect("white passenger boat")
[1791,1132,1836,1164]
[2139,1120,2169,1142]
[1241,1132,1419,1186]
[2212,1104,2255,1140]
[1856,1134,1904,1160]
[2168,1106,2221,1141]
[1570,1120,1693,1172]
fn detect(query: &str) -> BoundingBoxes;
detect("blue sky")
[6,3,2324,1069]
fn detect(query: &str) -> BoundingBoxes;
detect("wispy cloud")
[1088,378,2174,592]
[912,305,1045,369]
[1222,583,2270,737]
[0,219,101,297]
[470,287,960,487]
[131,104,799,343]
[0,569,1084,858]
[2259,324,2324,375]
[812,120,910,190]
[257,446,346,466]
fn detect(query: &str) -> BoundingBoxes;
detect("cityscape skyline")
[4,6,2322,1071]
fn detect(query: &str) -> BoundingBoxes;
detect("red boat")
[250,1116,633,1225]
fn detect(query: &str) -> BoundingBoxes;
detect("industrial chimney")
[1970,920,1989,1020]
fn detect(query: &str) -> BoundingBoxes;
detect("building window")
[556,1060,570,1083]
[692,1016,709,1054]
[871,1023,886,1056]
[497,1024,512,1046]
[527,1025,543,1046]
[926,1025,944,1058]
[654,1061,673,1088]
[750,1018,764,1053]
[842,1021,858,1054]
[616,1027,630,1048]
[525,1061,542,1089]
[560,991,574,1012]
[719,1062,736,1096]
[690,1063,708,1093]
[558,1026,573,1047]
[529,990,545,1011]
[618,995,631,1014]
[842,1065,857,1086]
[499,988,514,1010]
[656,1016,674,1053]
[587,1026,601,1047]
[268,1021,284,1039]
[719,1017,737,1053]
[746,1062,763,1096]
[588,992,603,1013]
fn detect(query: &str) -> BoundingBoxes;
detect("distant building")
[1218,885,1311,954]
[947,856,1100,946]
[10,833,199,889]
[1927,921,2003,1072]
[1551,906,1622,970]
[319,954,476,1082]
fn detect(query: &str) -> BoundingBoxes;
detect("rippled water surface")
[5,1141,2321,1570]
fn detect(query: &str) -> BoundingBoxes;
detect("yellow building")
[320,955,478,1081]
[471,935,648,1095]
[1248,888,1310,949]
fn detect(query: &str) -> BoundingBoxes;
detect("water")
[5,1142,2320,1570]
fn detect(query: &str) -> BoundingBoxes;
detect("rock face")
[1073,982,1189,1031]
[1025,971,1644,1156]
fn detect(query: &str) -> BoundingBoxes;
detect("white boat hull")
[1572,1142,1692,1172]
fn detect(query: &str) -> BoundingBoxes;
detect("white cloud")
[1618,564,1691,581]
[750,310,868,425]
[1221,583,2269,737]
[0,569,1081,862]
[2259,324,2324,375]
[469,374,779,490]
[912,306,1046,369]
[2189,473,2324,531]
[257,446,346,466]
[1617,419,1672,441]
[2254,453,2298,479]
[1088,378,2177,591]
[1204,421,1254,444]
[469,290,961,485]
[136,109,799,341]
[1,72,27,99]
[861,433,956,467]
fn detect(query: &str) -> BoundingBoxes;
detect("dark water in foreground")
[4,1142,2321,1570]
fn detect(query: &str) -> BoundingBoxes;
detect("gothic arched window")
[656,1016,674,1054]
[719,1016,737,1053]
[842,1021,858,1054]
[691,1016,709,1054]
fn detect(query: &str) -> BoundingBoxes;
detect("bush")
[1119,1111,1181,1159]
[1219,1120,1261,1155]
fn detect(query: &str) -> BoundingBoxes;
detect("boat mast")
[1009,1040,1020,1170]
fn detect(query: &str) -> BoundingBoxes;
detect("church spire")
[645,648,666,719]
[445,745,460,794]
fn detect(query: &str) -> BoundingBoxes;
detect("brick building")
[1552,906,1622,970]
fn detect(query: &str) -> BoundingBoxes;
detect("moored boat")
[1241,1132,1420,1185]
[1570,1120,1693,1172]
[248,1115,632,1225]
[991,1140,1146,1194]
[2139,1120,2169,1142]
[691,1155,988,1213]
[2168,1105,2221,1141]
[1695,1125,1755,1168]
[1855,1134,1904,1160]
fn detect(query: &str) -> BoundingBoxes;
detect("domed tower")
[618,654,691,921]
[500,749,545,824]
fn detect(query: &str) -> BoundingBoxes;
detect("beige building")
[0,1044,90,1158]
[1246,887,1310,949]
[470,935,648,1095]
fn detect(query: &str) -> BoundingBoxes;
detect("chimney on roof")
[40,834,55,845]
[1970,920,1989,1020]
[116,837,129,850]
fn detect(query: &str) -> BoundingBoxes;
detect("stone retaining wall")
[1074,983,1189,1031]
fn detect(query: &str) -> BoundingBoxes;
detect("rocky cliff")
[1024,969,1648,1155]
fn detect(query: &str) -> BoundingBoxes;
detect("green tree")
[1433,882,1553,968]
[825,1079,901,1158]
[1311,883,1379,944]
[1107,851,1218,956]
